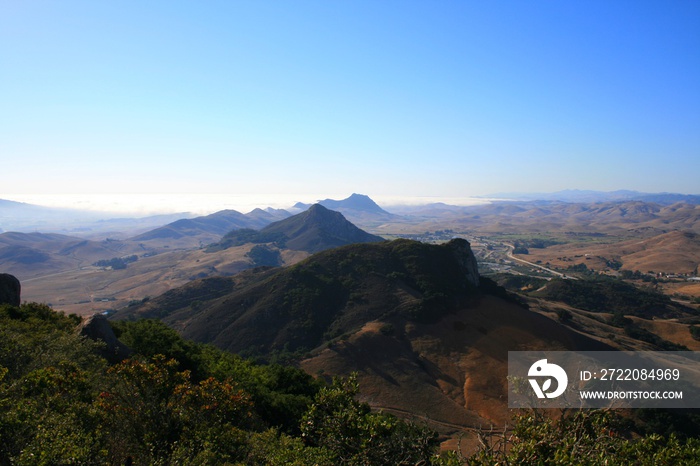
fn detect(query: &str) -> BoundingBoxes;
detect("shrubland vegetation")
[492,272,698,321]
[206,229,287,253]
[93,255,138,270]
[274,238,479,328]
[245,245,282,267]
[2,302,700,464]
[494,273,696,349]
[465,409,700,465]
[490,273,549,292]
[529,276,695,320]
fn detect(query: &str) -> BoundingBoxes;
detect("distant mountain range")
[129,194,390,247]
[292,193,389,213]
[0,198,189,237]
[488,189,700,205]
[8,202,386,312]
[460,200,700,235]
[2,190,698,237]
[291,193,398,227]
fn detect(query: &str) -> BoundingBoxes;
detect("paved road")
[504,244,576,280]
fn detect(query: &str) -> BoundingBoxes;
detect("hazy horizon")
[2,187,697,219]
[0,192,502,216]
[2,2,698,211]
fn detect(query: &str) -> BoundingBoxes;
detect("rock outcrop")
[0,273,21,306]
[444,238,480,288]
[78,314,132,363]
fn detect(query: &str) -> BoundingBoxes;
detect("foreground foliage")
[0,303,441,465]
[467,409,700,465]
[2,303,700,465]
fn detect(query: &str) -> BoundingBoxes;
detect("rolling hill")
[521,230,700,275]
[112,227,700,437]
[378,200,700,237]
[130,208,284,248]
[488,189,700,205]
[0,232,143,280]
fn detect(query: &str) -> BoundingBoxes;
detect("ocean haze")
[1,193,493,217]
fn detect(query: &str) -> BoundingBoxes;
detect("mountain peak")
[305,203,337,217]
[260,204,384,253]
[319,193,390,215]
[212,204,384,254]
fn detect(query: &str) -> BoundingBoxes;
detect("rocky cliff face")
[444,238,480,288]
[0,273,20,306]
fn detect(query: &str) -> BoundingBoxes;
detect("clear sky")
[1,1,698,213]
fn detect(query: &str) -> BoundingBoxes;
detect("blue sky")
[1,1,698,212]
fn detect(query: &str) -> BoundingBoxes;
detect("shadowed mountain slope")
[116,238,480,354]
[259,204,385,253]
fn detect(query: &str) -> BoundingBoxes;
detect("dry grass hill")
[300,294,613,436]
[521,230,700,275]
[373,201,700,237]
[0,232,144,279]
